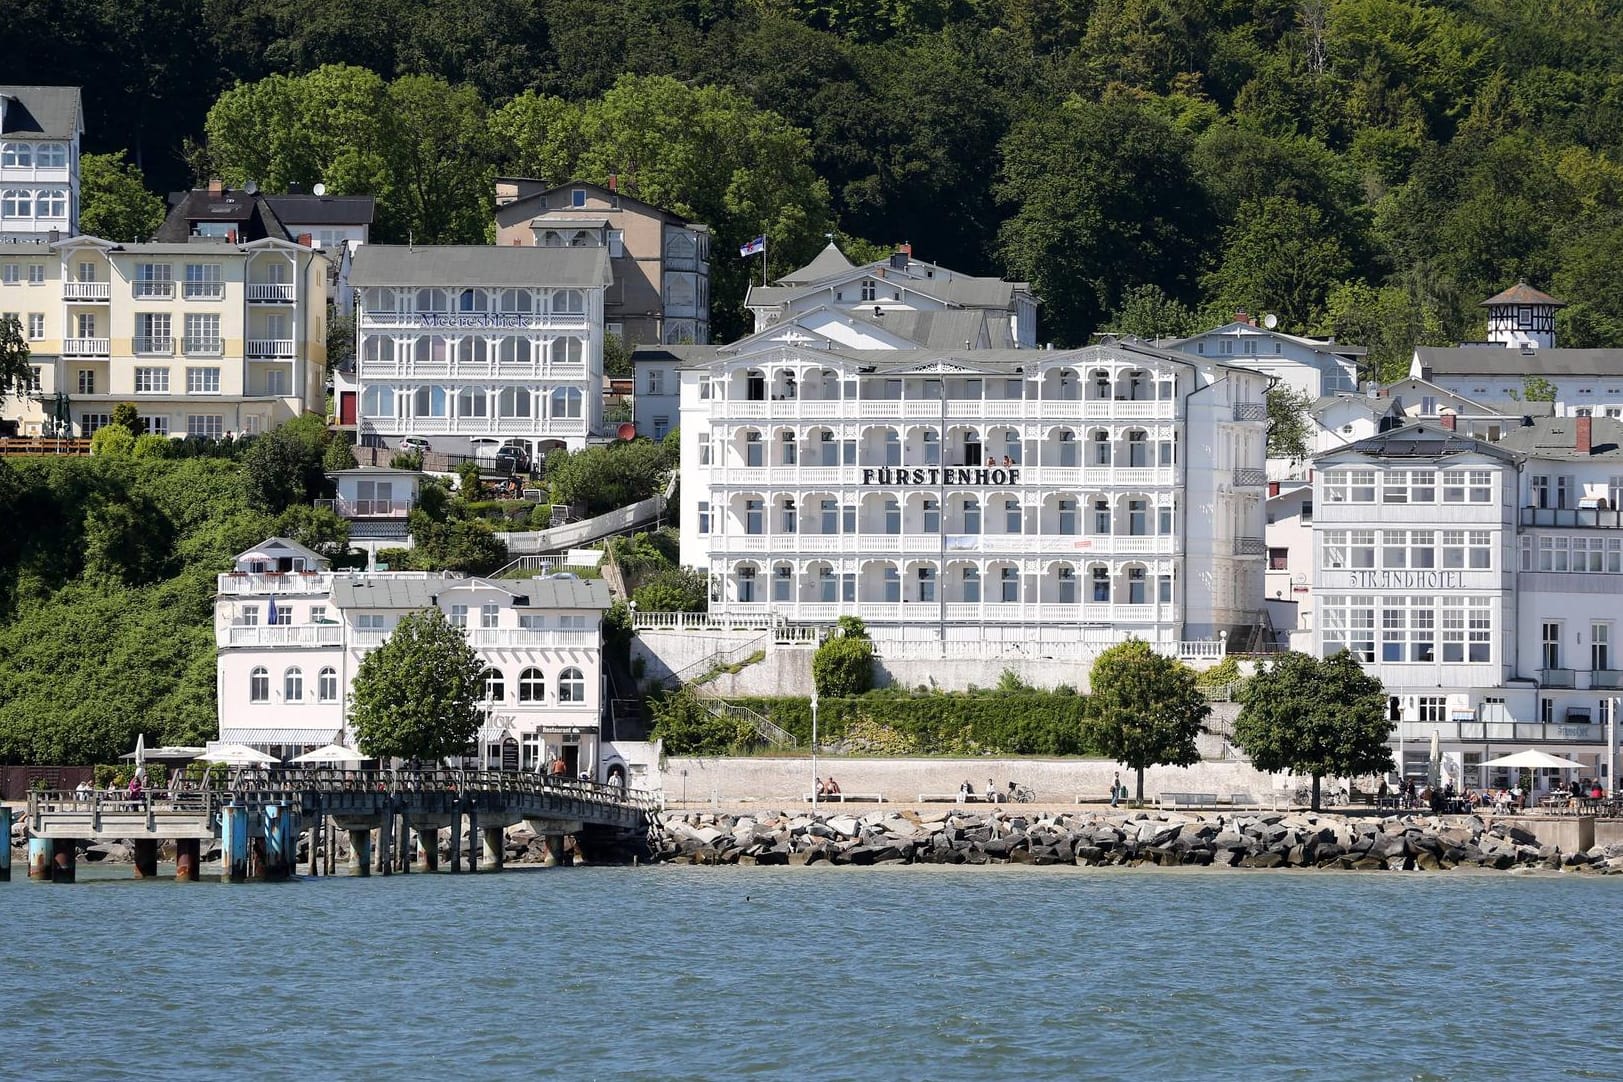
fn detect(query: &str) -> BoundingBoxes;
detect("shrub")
[90,423,136,457]
[813,631,874,698]
[648,687,758,754]
[632,567,708,612]
[132,434,173,459]
[390,451,423,471]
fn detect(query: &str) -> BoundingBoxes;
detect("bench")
[1074,794,1119,805]
[1225,792,1267,810]
[1156,792,1220,811]
[802,792,886,803]
[919,792,1007,803]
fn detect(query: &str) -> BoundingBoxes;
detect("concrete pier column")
[377,813,393,877]
[419,826,439,872]
[132,838,159,879]
[174,838,201,882]
[221,804,250,883]
[28,837,50,880]
[543,834,564,868]
[348,828,372,877]
[307,812,321,878]
[467,809,481,872]
[50,839,76,884]
[481,827,505,872]
[448,812,463,873]
[0,806,10,881]
[263,805,290,881]
[397,816,411,874]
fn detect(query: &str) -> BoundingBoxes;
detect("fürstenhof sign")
[1341,570,1465,589]
[862,467,1020,486]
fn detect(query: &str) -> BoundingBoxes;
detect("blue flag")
[739,235,766,257]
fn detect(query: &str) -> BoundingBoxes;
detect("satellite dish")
[1263,313,1278,329]
[616,422,637,441]
[313,182,327,196]
[243,180,259,195]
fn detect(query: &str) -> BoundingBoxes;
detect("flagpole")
[762,235,768,287]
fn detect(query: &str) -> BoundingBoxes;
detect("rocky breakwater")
[656,808,1623,873]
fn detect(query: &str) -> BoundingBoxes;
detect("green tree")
[1105,283,1201,339]
[813,620,874,698]
[649,686,755,754]
[79,151,166,241]
[111,402,139,430]
[1084,639,1208,802]
[243,414,331,513]
[632,567,708,613]
[272,504,351,555]
[1201,196,1353,330]
[548,439,674,516]
[349,608,487,763]
[1522,374,1557,403]
[0,315,31,399]
[1267,385,1314,460]
[1233,650,1391,811]
[90,423,136,457]
[322,432,358,473]
[998,96,1212,346]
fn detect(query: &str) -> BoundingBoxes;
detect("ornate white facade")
[215,538,612,774]
[0,86,82,243]
[670,337,1271,653]
[347,245,611,457]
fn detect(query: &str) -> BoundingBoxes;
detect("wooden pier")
[19,769,661,882]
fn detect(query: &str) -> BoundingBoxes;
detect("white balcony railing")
[707,397,1181,423]
[182,282,226,300]
[217,571,335,595]
[248,339,295,358]
[62,338,109,357]
[247,283,295,303]
[133,336,175,355]
[63,281,110,302]
[315,497,415,519]
[224,624,344,647]
[466,628,599,648]
[183,337,224,356]
[357,359,589,382]
[131,281,173,299]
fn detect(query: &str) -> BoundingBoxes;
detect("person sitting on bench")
[824,776,841,797]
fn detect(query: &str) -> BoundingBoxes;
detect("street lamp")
[810,683,819,811]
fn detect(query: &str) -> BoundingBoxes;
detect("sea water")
[8,864,1621,1081]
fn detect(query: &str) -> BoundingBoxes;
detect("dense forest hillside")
[9,0,1623,358]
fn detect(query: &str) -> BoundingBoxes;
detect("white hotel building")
[1,86,82,243]
[662,332,1271,654]
[345,245,610,458]
[1314,414,1623,787]
[215,538,613,775]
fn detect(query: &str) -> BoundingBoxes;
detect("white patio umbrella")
[196,743,278,766]
[290,744,368,765]
[1428,729,1441,787]
[1481,750,1587,771]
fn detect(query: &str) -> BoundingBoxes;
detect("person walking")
[1110,771,1122,808]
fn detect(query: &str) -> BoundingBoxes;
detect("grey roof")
[1163,322,1367,357]
[351,245,612,288]
[264,195,376,227]
[837,307,994,350]
[1481,280,1564,308]
[331,576,443,610]
[749,273,1020,313]
[633,337,1214,377]
[780,242,855,285]
[234,537,331,569]
[516,575,612,610]
[156,188,293,243]
[1416,346,1623,378]
[1494,416,1623,461]
[326,465,422,478]
[494,179,704,229]
[0,86,82,139]
[1324,421,1518,463]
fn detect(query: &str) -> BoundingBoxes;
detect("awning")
[219,727,344,746]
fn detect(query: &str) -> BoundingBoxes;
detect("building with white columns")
[655,332,1271,655]
[215,538,613,774]
[0,86,83,243]
[344,245,611,457]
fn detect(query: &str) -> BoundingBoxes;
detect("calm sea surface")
[9,863,1622,1081]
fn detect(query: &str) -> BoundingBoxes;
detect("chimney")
[1440,413,1456,431]
[297,232,313,247]
[1577,414,1593,455]
[1234,311,1253,326]
[208,178,223,195]
[287,181,305,195]
[608,174,618,191]
[1267,481,1280,497]
[899,242,912,257]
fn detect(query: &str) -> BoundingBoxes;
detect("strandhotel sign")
[863,466,1020,486]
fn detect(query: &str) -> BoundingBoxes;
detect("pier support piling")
[419,826,439,872]
[481,827,505,872]
[543,834,564,868]
[132,838,159,879]
[174,838,200,882]
[378,814,393,877]
[468,809,481,873]
[50,839,76,883]
[0,806,10,881]
[27,837,49,880]
[348,828,372,877]
[263,805,290,881]
[397,816,411,874]
[221,804,249,883]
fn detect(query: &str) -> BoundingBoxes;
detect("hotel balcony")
[315,497,415,519]
[63,281,110,302]
[357,358,589,382]
[465,628,598,648]
[217,571,334,595]
[133,336,176,356]
[132,281,174,299]
[182,282,226,300]
[1232,536,1267,556]
[714,600,1180,626]
[247,339,296,358]
[1232,468,1267,487]
[705,465,1179,489]
[221,624,344,647]
[708,397,1181,423]
[1540,667,1576,688]
[1395,719,1607,745]
[1232,402,1267,422]
[1520,508,1623,529]
[362,416,588,437]
[247,283,295,303]
[63,338,109,357]
[183,337,224,357]
[713,533,1179,557]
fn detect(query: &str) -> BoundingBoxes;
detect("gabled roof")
[1495,416,1623,461]
[234,537,331,569]
[155,188,293,243]
[264,194,376,227]
[495,179,705,229]
[330,576,441,610]
[1164,322,1366,358]
[780,242,855,286]
[519,575,612,610]
[1415,346,1623,378]
[1319,421,1519,463]
[632,337,1220,377]
[1481,281,1565,309]
[0,86,82,139]
[350,245,612,288]
[327,465,422,479]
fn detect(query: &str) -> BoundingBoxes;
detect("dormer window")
[861,280,876,302]
[571,189,587,208]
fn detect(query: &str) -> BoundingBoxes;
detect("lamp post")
[810,683,819,810]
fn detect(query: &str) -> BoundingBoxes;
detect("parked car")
[400,436,431,454]
[494,445,531,473]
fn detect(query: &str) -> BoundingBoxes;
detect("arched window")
[457,387,487,418]
[1091,430,1111,466]
[415,288,448,312]
[482,668,505,702]
[361,385,395,418]
[552,289,584,314]
[413,336,448,364]
[1126,429,1149,467]
[558,667,585,703]
[0,144,31,167]
[539,230,565,247]
[362,336,395,362]
[457,288,488,313]
[284,667,304,703]
[498,387,531,418]
[413,385,447,417]
[497,337,532,363]
[518,667,545,703]
[496,289,533,314]
[1,190,31,218]
[35,190,65,217]
[249,666,269,703]
[35,143,65,168]
[550,386,583,418]
[317,667,338,703]
[454,337,488,363]
[551,337,583,365]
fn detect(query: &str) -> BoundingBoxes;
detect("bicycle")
[1008,782,1036,803]
[1292,783,1349,807]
